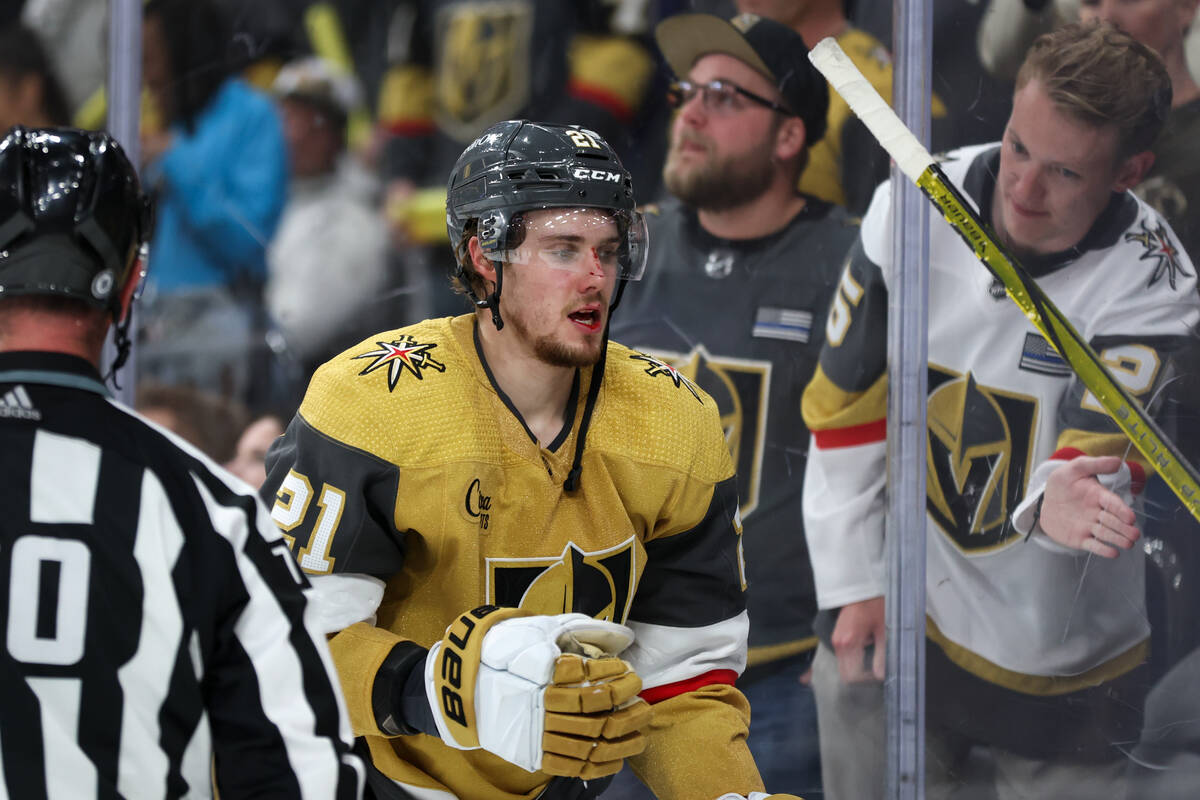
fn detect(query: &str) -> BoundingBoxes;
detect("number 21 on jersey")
[271,469,346,574]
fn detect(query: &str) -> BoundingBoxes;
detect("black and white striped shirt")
[0,351,363,799]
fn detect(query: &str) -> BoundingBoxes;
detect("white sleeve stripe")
[192,476,345,800]
[117,470,186,798]
[802,438,888,608]
[624,611,749,690]
[306,573,386,634]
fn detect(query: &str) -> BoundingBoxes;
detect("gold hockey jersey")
[264,314,764,800]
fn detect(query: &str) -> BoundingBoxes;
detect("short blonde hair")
[1016,21,1171,159]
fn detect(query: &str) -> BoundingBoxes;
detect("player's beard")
[663,131,776,211]
[506,302,606,368]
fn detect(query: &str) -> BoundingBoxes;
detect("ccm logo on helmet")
[572,167,623,183]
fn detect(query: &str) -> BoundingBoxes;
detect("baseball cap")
[271,56,361,125]
[654,12,828,144]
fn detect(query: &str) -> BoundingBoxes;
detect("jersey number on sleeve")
[270,469,346,574]
[1081,344,1161,413]
[826,266,865,347]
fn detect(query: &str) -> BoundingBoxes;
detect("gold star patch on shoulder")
[630,352,702,402]
[1125,220,1191,290]
[353,336,446,390]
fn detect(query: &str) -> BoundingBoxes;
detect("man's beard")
[663,133,776,211]
[506,304,605,368]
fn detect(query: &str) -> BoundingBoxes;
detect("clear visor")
[494,207,648,281]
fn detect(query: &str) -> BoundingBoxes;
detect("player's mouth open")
[568,308,603,331]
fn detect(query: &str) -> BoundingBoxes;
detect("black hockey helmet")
[0,126,154,319]
[446,119,647,329]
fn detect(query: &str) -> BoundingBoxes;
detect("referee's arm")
[194,474,365,799]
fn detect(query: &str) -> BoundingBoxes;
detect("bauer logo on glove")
[426,607,653,778]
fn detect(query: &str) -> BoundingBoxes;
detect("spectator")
[0,21,71,131]
[608,12,859,798]
[977,0,1200,259]
[136,0,288,407]
[734,0,950,214]
[225,414,286,489]
[136,381,250,464]
[851,0,1015,148]
[19,0,106,123]
[374,0,657,318]
[802,22,1197,799]
[266,56,393,379]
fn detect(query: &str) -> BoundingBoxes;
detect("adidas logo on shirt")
[0,385,41,421]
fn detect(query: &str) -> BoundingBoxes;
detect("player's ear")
[1113,150,1155,193]
[773,116,806,163]
[468,236,499,285]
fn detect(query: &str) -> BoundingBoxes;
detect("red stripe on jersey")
[1127,461,1146,495]
[811,419,887,449]
[567,80,634,123]
[639,669,738,704]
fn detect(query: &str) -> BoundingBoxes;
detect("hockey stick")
[807,37,1200,523]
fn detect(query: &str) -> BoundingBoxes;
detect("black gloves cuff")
[372,641,432,736]
[400,650,440,737]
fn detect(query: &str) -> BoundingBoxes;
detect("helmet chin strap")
[474,259,505,331]
[563,277,629,493]
[102,309,134,389]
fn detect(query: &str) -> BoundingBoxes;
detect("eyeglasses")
[666,79,795,117]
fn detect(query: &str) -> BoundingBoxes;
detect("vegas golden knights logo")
[435,1,533,141]
[637,345,769,516]
[486,538,638,623]
[926,365,1038,551]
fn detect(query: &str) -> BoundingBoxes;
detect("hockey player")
[608,12,859,798]
[802,22,1198,799]
[0,128,363,797]
[262,119,804,800]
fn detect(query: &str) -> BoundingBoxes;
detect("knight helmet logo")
[926,366,1037,551]
[486,538,638,623]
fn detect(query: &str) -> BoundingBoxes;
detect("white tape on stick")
[807,37,934,183]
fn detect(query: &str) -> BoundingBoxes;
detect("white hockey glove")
[714,794,804,800]
[425,606,652,779]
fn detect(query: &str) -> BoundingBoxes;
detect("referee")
[0,128,363,798]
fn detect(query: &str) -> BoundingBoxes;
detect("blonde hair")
[1016,22,1171,159]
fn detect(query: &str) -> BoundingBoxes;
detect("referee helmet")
[0,126,153,319]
